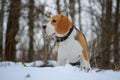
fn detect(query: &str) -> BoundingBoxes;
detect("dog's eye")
[52,20,56,23]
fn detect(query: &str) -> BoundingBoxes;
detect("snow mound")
[0,62,120,80]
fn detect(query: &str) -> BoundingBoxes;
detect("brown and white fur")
[44,14,91,71]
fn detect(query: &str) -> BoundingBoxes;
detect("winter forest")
[0,0,120,69]
[0,0,120,78]
[0,0,120,80]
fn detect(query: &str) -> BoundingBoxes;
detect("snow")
[0,61,120,80]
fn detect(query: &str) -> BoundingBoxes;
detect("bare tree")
[56,0,61,14]
[69,0,75,24]
[5,0,21,61]
[113,0,120,64]
[28,0,34,62]
[89,0,120,69]
[77,0,82,31]
[99,0,113,69]
[0,0,5,60]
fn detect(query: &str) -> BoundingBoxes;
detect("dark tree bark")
[113,0,120,64]
[69,0,75,23]
[101,0,113,69]
[56,0,61,14]
[28,0,34,62]
[5,0,21,61]
[0,0,5,60]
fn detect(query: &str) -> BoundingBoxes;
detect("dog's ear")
[56,14,72,34]
[68,14,72,22]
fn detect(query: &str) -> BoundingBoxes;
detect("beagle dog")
[43,14,91,71]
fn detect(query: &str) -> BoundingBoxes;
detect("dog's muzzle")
[42,25,55,39]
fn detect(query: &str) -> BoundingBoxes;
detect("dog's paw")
[80,60,91,72]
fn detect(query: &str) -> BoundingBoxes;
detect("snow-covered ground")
[0,61,120,80]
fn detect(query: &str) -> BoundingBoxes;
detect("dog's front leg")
[57,54,66,66]
[76,48,91,72]
[80,56,91,72]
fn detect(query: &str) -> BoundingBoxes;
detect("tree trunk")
[56,0,61,14]
[0,0,5,60]
[5,0,21,61]
[28,0,34,62]
[113,0,120,64]
[69,0,75,23]
[101,0,113,69]
[64,0,68,16]
[78,0,82,31]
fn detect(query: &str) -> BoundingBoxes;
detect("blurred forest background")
[0,0,120,70]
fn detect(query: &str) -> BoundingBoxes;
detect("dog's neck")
[55,26,74,42]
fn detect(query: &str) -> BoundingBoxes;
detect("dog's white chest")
[58,38,82,63]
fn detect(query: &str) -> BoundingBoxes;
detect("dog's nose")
[42,25,46,30]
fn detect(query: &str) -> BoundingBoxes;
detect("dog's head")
[42,14,72,37]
